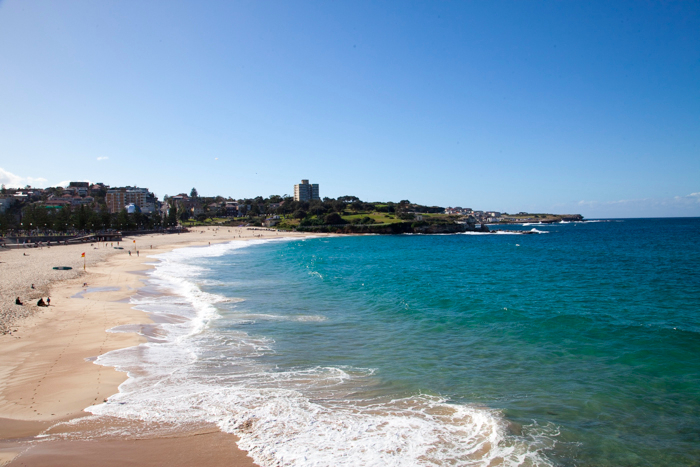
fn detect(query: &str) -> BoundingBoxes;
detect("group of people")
[15,296,50,307]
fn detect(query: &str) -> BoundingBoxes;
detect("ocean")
[91,218,700,466]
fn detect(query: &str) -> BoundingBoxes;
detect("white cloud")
[573,192,700,218]
[96,156,109,161]
[0,167,48,188]
[578,192,700,208]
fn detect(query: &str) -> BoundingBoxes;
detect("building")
[70,196,94,206]
[225,201,240,217]
[106,186,157,214]
[0,197,13,213]
[264,216,280,227]
[294,179,320,201]
[67,182,89,197]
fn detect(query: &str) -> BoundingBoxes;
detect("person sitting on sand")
[37,298,47,307]
[15,297,22,305]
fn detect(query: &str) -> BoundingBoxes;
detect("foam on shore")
[89,239,555,467]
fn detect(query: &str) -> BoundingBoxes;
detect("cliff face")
[324,221,488,234]
[412,223,488,234]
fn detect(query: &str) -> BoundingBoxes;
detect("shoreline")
[0,227,323,466]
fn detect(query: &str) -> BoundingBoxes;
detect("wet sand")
[0,226,320,466]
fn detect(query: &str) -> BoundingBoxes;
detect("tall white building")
[106,186,157,213]
[294,179,320,201]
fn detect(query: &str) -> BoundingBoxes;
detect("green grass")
[341,212,404,224]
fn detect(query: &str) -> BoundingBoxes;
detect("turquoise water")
[95,219,700,466]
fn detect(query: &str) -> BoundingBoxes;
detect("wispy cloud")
[573,192,700,218]
[577,192,700,208]
[0,167,48,188]
[96,156,109,161]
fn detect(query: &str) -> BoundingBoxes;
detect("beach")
[0,227,314,466]
[2,220,699,466]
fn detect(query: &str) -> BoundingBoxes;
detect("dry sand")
[0,226,321,466]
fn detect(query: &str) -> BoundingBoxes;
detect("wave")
[225,313,328,324]
[89,239,555,467]
[459,229,548,235]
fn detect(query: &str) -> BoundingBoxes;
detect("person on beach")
[128,250,132,256]
[31,284,35,289]
[47,297,50,306]
[15,297,22,305]
[37,298,47,307]
[137,250,139,256]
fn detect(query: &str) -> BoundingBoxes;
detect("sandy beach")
[0,227,318,466]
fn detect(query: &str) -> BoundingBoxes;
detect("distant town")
[0,179,582,237]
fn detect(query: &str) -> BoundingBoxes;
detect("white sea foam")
[89,239,555,467]
[459,231,546,235]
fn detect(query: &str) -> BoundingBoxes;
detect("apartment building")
[106,186,157,213]
[294,179,320,201]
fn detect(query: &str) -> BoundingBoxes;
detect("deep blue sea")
[93,218,700,466]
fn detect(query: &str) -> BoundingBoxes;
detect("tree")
[190,187,198,198]
[100,209,112,230]
[324,212,345,225]
[0,212,16,232]
[148,212,160,229]
[75,205,88,230]
[167,202,178,227]
[293,209,307,219]
[53,205,72,232]
[116,209,130,230]
[332,200,345,213]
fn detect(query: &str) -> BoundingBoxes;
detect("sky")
[0,0,698,218]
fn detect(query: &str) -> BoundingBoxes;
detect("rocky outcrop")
[298,220,492,234]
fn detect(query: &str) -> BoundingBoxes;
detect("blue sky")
[0,0,698,218]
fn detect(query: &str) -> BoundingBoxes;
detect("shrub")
[324,212,346,225]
